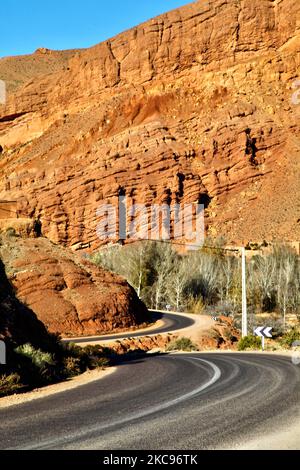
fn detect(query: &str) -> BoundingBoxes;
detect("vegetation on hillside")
[0,340,111,398]
[166,337,198,352]
[237,335,262,351]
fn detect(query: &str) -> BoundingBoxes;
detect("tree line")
[92,241,300,328]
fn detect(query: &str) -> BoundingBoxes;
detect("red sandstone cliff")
[0,0,299,247]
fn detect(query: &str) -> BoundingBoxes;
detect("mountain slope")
[0,48,81,94]
[0,0,299,246]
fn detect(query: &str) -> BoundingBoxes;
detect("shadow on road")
[150,311,164,321]
[110,350,168,367]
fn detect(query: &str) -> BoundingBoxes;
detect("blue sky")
[1,0,191,58]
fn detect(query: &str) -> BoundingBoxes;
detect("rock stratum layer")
[0,0,300,247]
[0,236,149,336]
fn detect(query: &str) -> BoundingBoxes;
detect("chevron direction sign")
[254,326,272,338]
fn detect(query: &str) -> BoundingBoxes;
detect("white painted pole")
[241,247,248,337]
[261,336,265,351]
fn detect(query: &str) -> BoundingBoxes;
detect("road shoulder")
[0,366,116,410]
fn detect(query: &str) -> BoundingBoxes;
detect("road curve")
[65,311,195,344]
[1,353,300,450]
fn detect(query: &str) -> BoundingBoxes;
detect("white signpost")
[0,340,6,364]
[241,247,247,337]
[254,326,272,350]
[0,80,6,105]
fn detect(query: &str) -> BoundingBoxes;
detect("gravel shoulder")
[0,367,116,410]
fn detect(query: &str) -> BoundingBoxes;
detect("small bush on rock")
[280,327,300,348]
[62,357,82,377]
[0,373,23,397]
[237,335,262,351]
[167,337,198,352]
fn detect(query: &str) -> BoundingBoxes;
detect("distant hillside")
[0,47,81,94]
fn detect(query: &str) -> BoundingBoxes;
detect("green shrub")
[81,345,103,356]
[15,343,55,369]
[280,327,300,348]
[187,297,204,314]
[81,345,110,368]
[63,356,82,377]
[207,328,222,341]
[91,357,110,369]
[0,373,23,397]
[0,339,112,398]
[61,341,82,357]
[237,335,262,351]
[167,337,198,352]
[223,327,237,342]
[61,343,110,371]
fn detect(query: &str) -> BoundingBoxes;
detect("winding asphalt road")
[1,353,300,449]
[65,311,195,344]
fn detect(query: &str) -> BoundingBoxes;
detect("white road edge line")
[19,357,221,450]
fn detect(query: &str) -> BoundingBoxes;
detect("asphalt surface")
[1,353,300,449]
[66,311,195,344]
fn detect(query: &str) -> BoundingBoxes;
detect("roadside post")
[0,340,6,364]
[254,326,272,350]
[241,247,247,337]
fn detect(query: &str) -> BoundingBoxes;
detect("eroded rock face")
[0,257,53,349]
[108,334,174,355]
[0,236,149,336]
[0,0,299,246]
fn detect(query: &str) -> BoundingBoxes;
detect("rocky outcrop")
[197,316,240,350]
[0,0,299,246]
[0,235,149,336]
[108,334,174,355]
[0,258,53,349]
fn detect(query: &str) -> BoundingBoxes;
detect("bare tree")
[119,242,150,298]
[165,257,190,311]
[92,241,300,324]
[218,256,237,302]
[150,242,176,310]
[252,254,276,312]
[275,248,299,329]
